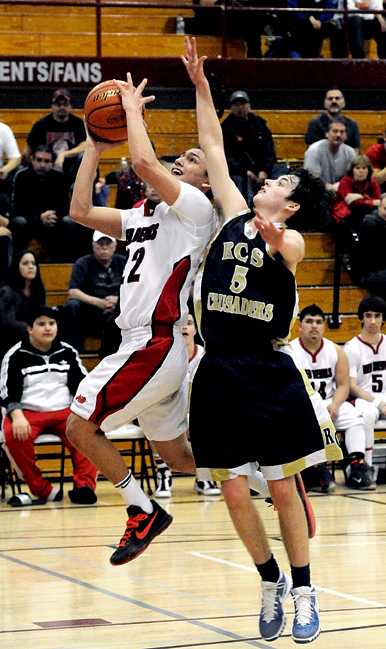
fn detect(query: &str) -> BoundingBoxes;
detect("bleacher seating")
[2,108,386,181]
[0,2,381,59]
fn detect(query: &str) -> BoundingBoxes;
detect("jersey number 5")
[230,265,248,294]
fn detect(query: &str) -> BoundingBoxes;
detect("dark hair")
[346,154,372,179]
[325,87,344,100]
[27,304,61,327]
[285,167,335,232]
[358,295,386,321]
[299,303,325,322]
[326,116,347,131]
[7,249,46,304]
[33,144,56,163]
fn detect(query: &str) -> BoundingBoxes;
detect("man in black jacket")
[352,193,386,298]
[221,90,276,206]
[0,305,98,504]
[10,145,76,261]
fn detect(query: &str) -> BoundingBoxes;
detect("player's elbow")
[69,199,88,225]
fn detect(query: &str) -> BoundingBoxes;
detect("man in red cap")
[22,88,86,177]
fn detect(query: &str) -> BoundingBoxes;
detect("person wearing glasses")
[61,230,126,352]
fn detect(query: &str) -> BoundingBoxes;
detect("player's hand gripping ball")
[84,79,146,142]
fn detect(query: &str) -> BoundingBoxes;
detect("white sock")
[247,470,270,498]
[47,487,59,501]
[345,423,366,455]
[365,448,373,466]
[115,471,153,513]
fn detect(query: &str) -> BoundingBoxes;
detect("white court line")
[193,539,386,552]
[187,552,385,608]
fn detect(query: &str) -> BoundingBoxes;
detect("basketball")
[84,79,129,142]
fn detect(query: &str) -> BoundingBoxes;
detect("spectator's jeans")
[62,298,113,352]
[348,16,386,58]
[10,215,77,262]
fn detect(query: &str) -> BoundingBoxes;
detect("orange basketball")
[84,79,129,142]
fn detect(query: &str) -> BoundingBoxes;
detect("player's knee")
[268,475,295,508]
[66,413,92,447]
[221,475,248,508]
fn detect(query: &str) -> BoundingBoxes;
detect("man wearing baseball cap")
[62,230,126,352]
[221,89,276,207]
[22,87,86,181]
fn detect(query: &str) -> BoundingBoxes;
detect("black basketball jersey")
[196,212,298,349]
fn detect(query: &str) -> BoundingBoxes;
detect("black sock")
[255,554,280,583]
[291,564,311,589]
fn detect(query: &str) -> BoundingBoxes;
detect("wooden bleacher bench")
[2,108,386,181]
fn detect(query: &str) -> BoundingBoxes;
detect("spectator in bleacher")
[22,89,86,187]
[303,117,356,191]
[61,230,125,352]
[0,121,21,193]
[291,303,375,491]
[0,304,98,505]
[365,129,386,190]
[221,90,276,207]
[351,193,386,298]
[305,88,360,152]
[0,249,46,359]
[334,0,386,59]
[9,145,76,262]
[0,192,13,282]
[193,0,278,59]
[286,0,344,59]
[331,154,381,249]
[344,295,386,482]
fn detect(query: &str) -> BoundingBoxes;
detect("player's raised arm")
[114,75,182,206]
[70,135,123,238]
[182,36,247,220]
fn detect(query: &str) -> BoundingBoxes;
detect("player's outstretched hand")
[253,210,286,247]
[114,74,155,119]
[181,36,207,86]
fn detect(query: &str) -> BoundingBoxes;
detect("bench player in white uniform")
[155,312,221,497]
[291,303,374,490]
[182,37,342,645]
[344,295,386,479]
[66,75,218,566]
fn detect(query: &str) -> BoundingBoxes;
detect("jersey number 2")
[126,247,145,283]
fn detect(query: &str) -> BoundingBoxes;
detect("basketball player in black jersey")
[182,37,342,644]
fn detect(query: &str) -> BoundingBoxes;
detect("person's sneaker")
[291,585,320,643]
[346,459,376,490]
[155,468,173,498]
[110,499,173,565]
[295,473,316,539]
[193,480,221,495]
[259,570,292,641]
[68,486,97,504]
[318,463,337,493]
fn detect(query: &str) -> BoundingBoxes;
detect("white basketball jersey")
[344,334,386,395]
[116,182,217,330]
[291,337,338,400]
[189,343,204,380]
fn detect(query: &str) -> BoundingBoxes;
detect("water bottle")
[176,13,185,35]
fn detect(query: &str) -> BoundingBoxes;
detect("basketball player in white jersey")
[345,295,386,479]
[66,75,218,565]
[291,303,375,490]
[155,312,222,497]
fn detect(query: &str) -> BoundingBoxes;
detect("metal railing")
[0,0,384,58]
